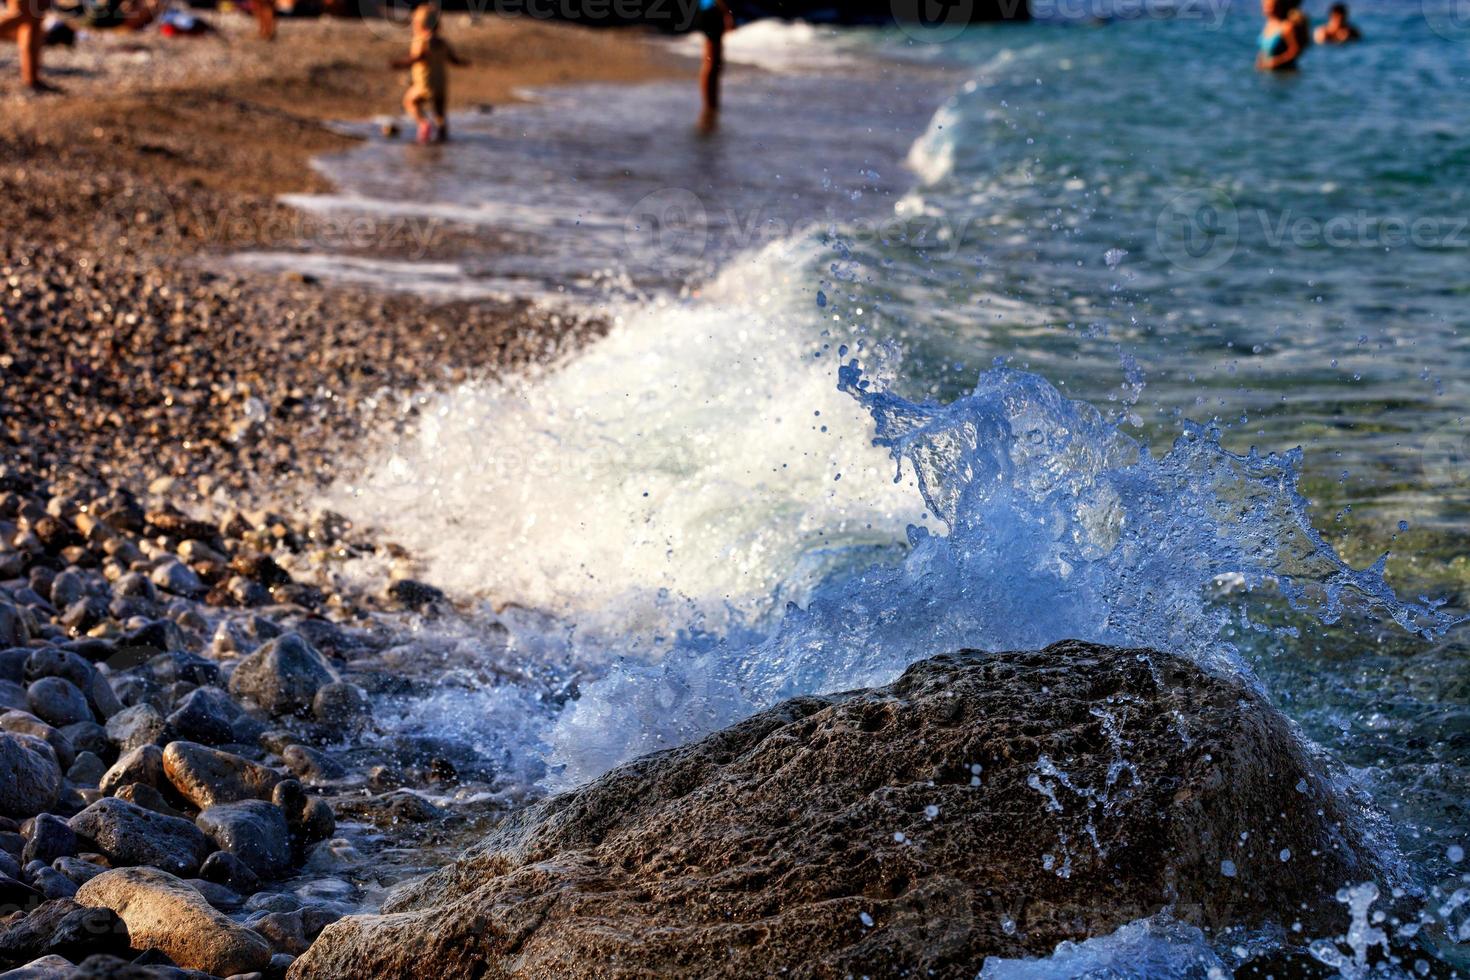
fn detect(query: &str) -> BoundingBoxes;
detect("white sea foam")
[329,236,921,632]
[672,19,864,72]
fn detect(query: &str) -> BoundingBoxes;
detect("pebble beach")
[0,14,683,978]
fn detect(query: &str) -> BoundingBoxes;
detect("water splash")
[978,915,1227,979]
[548,361,1461,785]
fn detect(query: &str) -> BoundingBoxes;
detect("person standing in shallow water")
[0,0,55,92]
[1257,0,1308,71]
[254,0,275,40]
[1315,3,1360,44]
[393,3,468,145]
[694,0,736,133]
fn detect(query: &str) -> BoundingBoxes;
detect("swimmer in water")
[1257,0,1307,71]
[1315,3,1361,44]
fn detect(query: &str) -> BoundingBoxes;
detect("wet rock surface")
[293,642,1384,979]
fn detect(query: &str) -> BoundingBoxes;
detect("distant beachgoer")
[1257,0,1307,71]
[694,0,735,133]
[254,0,275,40]
[0,0,56,92]
[1315,3,1360,44]
[391,3,467,145]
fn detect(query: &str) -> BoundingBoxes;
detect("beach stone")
[144,652,219,690]
[114,784,185,820]
[269,782,333,853]
[47,572,84,611]
[0,652,27,686]
[0,897,109,967]
[67,798,211,877]
[99,745,165,797]
[65,751,107,788]
[104,704,168,754]
[21,816,74,867]
[0,872,42,910]
[25,650,118,723]
[290,642,1384,979]
[195,802,291,881]
[384,579,444,611]
[42,905,131,964]
[23,649,90,693]
[25,678,92,729]
[245,909,310,956]
[0,734,62,820]
[76,866,272,976]
[310,683,369,728]
[0,604,27,648]
[165,687,236,747]
[59,599,108,638]
[161,742,280,811]
[112,572,157,603]
[25,867,76,901]
[182,877,245,914]
[59,722,109,759]
[227,634,335,718]
[148,561,204,599]
[281,745,344,783]
[0,713,73,771]
[332,791,440,829]
[51,857,106,888]
[0,955,72,979]
[0,683,26,714]
[198,851,260,897]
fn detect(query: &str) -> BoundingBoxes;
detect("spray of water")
[546,359,1462,785]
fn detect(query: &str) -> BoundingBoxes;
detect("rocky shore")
[0,464,525,978]
[291,642,1405,978]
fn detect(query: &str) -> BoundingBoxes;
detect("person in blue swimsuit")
[1257,0,1307,70]
[694,0,736,133]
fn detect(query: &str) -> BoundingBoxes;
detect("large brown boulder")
[290,641,1382,979]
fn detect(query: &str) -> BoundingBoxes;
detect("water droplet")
[1220,860,1237,878]
[1449,845,1464,864]
[1279,848,1292,862]
[859,912,874,928]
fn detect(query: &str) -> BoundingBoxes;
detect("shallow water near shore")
[268,5,1470,972]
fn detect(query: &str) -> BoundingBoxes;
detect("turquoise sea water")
[262,5,1470,972]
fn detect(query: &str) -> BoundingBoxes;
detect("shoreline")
[2,14,688,503]
[0,17,700,975]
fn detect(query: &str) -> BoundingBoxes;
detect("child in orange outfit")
[392,4,468,144]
